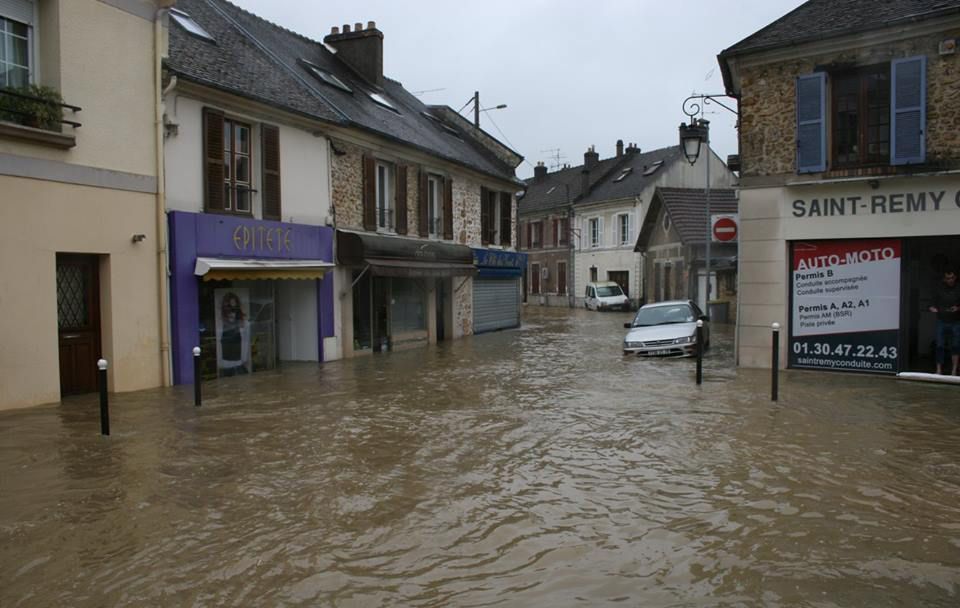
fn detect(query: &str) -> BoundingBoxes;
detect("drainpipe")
[155,5,173,386]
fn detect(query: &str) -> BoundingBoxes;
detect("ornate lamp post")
[679,93,738,313]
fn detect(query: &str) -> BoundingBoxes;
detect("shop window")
[797,55,926,173]
[352,271,372,351]
[198,280,277,379]
[391,279,425,332]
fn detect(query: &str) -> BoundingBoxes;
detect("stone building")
[719,0,960,375]
[0,0,170,409]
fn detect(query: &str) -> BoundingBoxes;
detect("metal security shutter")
[0,0,34,25]
[473,278,520,334]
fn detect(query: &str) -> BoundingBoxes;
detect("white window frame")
[589,217,601,248]
[617,213,631,246]
[375,160,395,232]
[0,0,36,88]
[427,174,443,238]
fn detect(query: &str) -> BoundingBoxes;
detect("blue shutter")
[796,73,827,173]
[891,55,926,165]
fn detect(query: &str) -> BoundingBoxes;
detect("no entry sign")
[712,214,738,242]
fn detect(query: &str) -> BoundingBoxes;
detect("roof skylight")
[546,186,557,194]
[369,92,398,113]
[420,111,462,138]
[642,160,664,176]
[170,9,215,43]
[300,60,352,93]
[613,168,633,182]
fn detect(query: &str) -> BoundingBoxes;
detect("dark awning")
[337,230,476,278]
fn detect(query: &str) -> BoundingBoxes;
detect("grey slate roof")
[518,155,624,215]
[577,146,683,205]
[635,187,738,251]
[166,0,520,184]
[720,0,960,58]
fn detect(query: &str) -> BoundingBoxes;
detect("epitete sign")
[789,239,901,374]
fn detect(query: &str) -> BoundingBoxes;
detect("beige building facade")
[0,0,168,409]
[721,3,960,375]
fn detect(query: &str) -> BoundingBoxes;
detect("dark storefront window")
[391,279,426,332]
[352,271,372,351]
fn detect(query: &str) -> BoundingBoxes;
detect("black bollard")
[98,358,110,436]
[193,346,202,407]
[695,320,703,385]
[771,323,780,402]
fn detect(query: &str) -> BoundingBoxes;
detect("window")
[531,263,541,294]
[0,1,33,88]
[833,65,890,167]
[376,161,395,231]
[481,188,510,246]
[369,92,398,113]
[642,160,664,176]
[797,55,926,172]
[557,261,567,295]
[531,221,542,248]
[223,118,252,213]
[170,8,215,43]
[662,212,671,233]
[427,174,443,237]
[558,217,569,247]
[589,217,601,248]
[613,168,632,182]
[617,213,630,246]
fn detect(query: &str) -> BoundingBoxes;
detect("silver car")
[622,300,709,357]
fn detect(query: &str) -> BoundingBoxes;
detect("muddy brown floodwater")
[1,307,959,606]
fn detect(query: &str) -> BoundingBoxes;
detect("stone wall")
[739,28,960,177]
[330,139,364,230]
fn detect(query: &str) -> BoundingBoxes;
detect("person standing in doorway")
[929,269,960,375]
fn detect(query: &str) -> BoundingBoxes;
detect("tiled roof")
[635,187,738,251]
[720,0,960,58]
[166,0,520,184]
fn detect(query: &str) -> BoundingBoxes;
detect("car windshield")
[596,286,623,297]
[630,304,696,326]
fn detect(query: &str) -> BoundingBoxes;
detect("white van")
[584,281,630,311]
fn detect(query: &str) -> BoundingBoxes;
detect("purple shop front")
[168,211,335,384]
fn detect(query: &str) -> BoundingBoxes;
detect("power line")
[484,110,537,171]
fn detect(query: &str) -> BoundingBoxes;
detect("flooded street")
[2,307,959,606]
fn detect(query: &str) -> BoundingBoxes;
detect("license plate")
[651,349,671,356]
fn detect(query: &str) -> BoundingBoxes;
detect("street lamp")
[678,116,713,311]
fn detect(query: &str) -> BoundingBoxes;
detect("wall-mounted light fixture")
[131,234,147,243]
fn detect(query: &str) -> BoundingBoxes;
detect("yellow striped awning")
[194,258,334,282]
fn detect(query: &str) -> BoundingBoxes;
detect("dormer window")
[301,59,352,93]
[369,92,398,113]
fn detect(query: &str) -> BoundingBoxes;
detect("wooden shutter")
[443,177,453,240]
[202,107,225,212]
[891,55,926,166]
[261,124,281,220]
[362,154,376,230]
[500,192,511,246]
[537,222,544,248]
[525,222,532,249]
[796,72,827,173]
[395,165,408,235]
[418,169,429,236]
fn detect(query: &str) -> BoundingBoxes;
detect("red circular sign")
[713,217,738,242]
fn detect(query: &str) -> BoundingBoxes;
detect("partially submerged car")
[623,300,709,357]
[584,281,630,311]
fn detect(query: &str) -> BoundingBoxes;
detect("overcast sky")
[230,0,805,178]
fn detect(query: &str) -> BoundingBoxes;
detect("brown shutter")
[500,192,511,246]
[553,219,559,247]
[538,222,544,248]
[443,177,453,240]
[418,169,428,236]
[203,107,225,212]
[261,124,281,221]
[526,222,532,249]
[362,154,376,230]
[480,187,490,245]
[395,164,408,235]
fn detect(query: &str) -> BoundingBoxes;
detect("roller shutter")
[473,278,520,333]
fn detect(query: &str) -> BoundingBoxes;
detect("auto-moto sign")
[789,239,901,374]
[712,214,738,242]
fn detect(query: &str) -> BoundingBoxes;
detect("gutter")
[155,5,173,387]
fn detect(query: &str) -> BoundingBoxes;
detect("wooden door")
[608,271,629,298]
[57,254,101,396]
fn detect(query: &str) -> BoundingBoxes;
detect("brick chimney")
[626,142,640,155]
[616,139,624,157]
[533,161,547,183]
[584,145,599,169]
[324,21,383,86]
